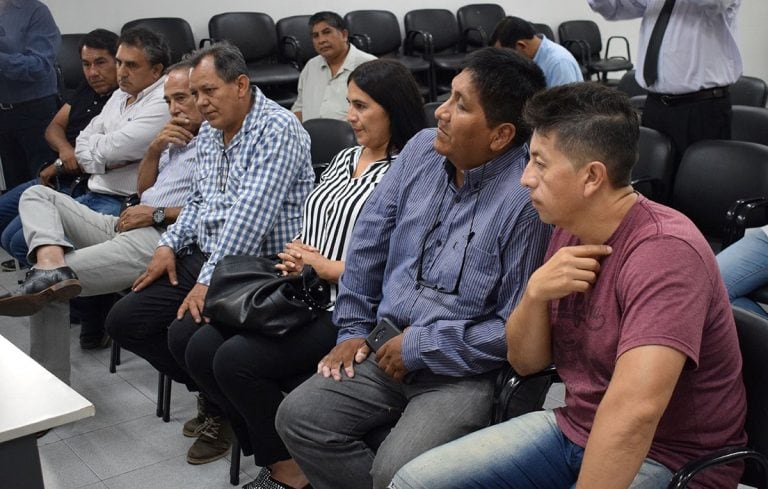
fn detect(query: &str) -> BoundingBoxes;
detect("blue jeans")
[0,186,122,265]
[0,178,36,265]
[716,227,768,316]
[390,410,673,489]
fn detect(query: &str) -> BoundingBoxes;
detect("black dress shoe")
[0,266,81,316]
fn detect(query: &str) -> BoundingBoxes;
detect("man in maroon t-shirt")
[390,83,747,489]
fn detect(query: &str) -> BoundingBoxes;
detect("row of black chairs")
[56,6,635,106]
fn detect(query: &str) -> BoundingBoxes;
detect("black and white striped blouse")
[300,146,394,302]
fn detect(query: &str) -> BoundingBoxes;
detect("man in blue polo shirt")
[491,16,583,87]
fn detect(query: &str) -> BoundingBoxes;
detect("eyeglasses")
[219,146,230,193]
[415,174,482,296]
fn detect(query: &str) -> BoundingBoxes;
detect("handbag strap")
[298,266,333,310]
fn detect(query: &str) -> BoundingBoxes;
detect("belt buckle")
[660,95,672,106]
[0,103,13,110]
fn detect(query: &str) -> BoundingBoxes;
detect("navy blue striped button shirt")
[334,129,552,376]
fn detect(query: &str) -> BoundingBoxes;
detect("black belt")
[0,94,57,111]
[649,87,729,107]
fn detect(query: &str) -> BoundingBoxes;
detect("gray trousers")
[275,356,496,489]
[20,185,161,383]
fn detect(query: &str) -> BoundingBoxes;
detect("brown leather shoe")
[186,416,231,464]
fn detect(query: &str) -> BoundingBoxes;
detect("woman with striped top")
[179,59,427,489]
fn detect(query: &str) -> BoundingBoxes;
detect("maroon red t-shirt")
[549,196,747,489]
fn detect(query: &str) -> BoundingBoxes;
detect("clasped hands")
[317,332,408,383]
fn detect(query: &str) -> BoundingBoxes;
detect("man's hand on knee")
[133,246,177,292]
[318,338,370,381]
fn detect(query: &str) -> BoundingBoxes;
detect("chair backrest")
[345,10,403,56]
[731,75,768,108]
[673,140,768,242]
[632,127,673,203]
[558,20,602,59]
[404,9,461,54]
[456,3,506,49]
[121,17,195,64]
[732,106,768,146]
[617,70,647,98]
[209,12,278,62]
[532,23,555,42]
[276,15,316,68]
[732,307,768,469]
[302,119,357,182]
[57,33,86,101]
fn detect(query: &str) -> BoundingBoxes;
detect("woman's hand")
[276,239,322,276]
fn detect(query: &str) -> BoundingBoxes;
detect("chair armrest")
[667,446,768,489]
[462,26,488,49]
[405,30,434,60]
[722,197,768,248]
[492,364,559,424]
[605,35,631,62]
[630,176,665,203]
[349,33,371,53]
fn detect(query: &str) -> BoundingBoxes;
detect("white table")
[0,334,94,488]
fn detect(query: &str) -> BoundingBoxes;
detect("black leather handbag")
[203,255,332,337]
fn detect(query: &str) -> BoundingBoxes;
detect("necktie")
[643,0,677,87]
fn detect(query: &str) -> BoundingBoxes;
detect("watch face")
[152,208,164,225]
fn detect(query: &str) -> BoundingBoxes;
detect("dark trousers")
[105,247,206,392]
[0,95,58,189]
[172,310,337,465]
[642,94,732,169]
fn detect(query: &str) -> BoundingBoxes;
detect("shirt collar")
[320,43,358,76]
[442,143,529,191]
[213,87,265,150]
[130,75,165,105]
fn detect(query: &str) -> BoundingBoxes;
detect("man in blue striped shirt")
[106,42,314,466]
[0,61,202,385]
[277,48,552,489]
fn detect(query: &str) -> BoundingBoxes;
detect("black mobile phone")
[365,318,402,352]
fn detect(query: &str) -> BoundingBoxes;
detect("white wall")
[44,0,768,84]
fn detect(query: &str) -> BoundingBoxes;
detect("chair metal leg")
[156,372,164,417]
[109,343,121,373]
[162,374,172,422]
[229,437,240,485]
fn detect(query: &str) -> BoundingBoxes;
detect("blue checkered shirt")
[158,89,314,285]
[334,129,552,376]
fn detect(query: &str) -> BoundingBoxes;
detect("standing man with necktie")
[588,0,742,166]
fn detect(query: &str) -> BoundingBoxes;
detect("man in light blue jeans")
[391,83,747,489]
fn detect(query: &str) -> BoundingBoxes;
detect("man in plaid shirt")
[106,42,314,465]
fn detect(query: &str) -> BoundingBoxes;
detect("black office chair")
[731,106,768,146]
[121,17,196,64]
[558,20,632,83]
[344,10,432,101]
[275,15,316,70]
[456,4,506,50]
[532,23,556,42]
[404,9,468,99]
[731,75,768,108]
[206,12,300,108]
[496,306,768,489]
[632,127,673,204]
[57,33,86,103]
[302,119,357,183]
[672,140,768,251]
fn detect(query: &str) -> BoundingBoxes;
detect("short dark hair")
[80,29,119,57]
[187,42,248,82]
[309,11,346,31]
[490,17,537,48]
[523,82,639,187]
[462,47,546,145]
[118,27,171,69]
[348,59,427,159]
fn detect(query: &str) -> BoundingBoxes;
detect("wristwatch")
[152,207,166,226]
[53,159,64,173]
